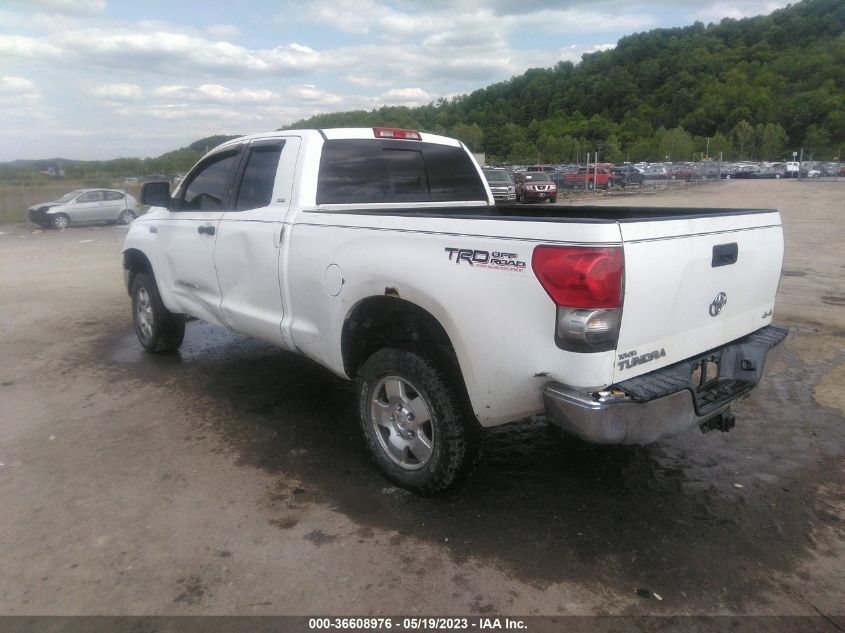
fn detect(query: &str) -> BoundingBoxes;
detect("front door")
[214,136,300,346]
[73,190,104,221]
[154,146,243,325]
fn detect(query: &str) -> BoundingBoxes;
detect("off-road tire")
[549,197,557,203]
[51,213,70,230]
[356,347,482,494]
[131,272,185,353]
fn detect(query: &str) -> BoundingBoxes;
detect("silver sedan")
[27,188,139,229]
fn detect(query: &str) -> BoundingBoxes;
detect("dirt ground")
[0,180,842,617]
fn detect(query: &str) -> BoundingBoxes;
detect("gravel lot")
[0,180,842,617]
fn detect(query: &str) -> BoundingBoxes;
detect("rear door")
[613,210,783,382]
[214,136,300,346]
[100,190,126,220]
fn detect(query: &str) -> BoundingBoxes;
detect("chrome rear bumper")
[543,325,789,445]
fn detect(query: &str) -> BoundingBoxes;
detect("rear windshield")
[316,139,486,205]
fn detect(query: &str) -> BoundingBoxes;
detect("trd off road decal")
[444,247,526,271]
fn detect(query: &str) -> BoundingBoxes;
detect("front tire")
[131,272,185,353]
[356,347,481,494]
[51,213,70,230]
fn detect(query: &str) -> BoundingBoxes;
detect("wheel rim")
[370,376,434,471]
[135,286,154,341]
[54,216,68,229]
[119,211,134,224]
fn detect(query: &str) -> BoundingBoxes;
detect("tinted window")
[235,143,283,211]
[104,191,125,201]
[316,139,486,205]
[180,150,240,211]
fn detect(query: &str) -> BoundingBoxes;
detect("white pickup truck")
[123,127,787,493]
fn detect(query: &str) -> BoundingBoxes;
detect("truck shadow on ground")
[104,323,845,608]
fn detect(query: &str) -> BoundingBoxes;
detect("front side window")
[58,190,83,203]
[179,150,240,211]
[234,143,283,211]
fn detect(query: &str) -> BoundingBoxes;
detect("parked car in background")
[28,189,139,229]
[668,164,694,180]
[482,169,516,202]
[611,166,645,187]
[640,164,669,180]
[514,171,557,202]
[561,166,612,189]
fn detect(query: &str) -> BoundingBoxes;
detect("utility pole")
[595,146,600,190]
[706,137,710,161]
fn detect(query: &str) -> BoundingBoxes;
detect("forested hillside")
[284,0,844,163]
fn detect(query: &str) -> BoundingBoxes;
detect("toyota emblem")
[709,292,728,317]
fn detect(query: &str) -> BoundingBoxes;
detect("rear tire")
[131,272,185,353]
[118,209,136,224]
[356,347,482,494]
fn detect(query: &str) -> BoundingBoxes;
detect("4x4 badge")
[709,292,728,317]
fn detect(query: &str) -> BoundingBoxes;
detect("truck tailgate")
[614,210,783,383]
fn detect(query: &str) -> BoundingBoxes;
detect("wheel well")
[342,296,462,381]
[122,248,153,296]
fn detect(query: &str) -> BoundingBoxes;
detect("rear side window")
[235,143,283,211]
[316,139,486,205]
[104,191,124,201]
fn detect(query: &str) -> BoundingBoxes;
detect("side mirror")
[141,181,172,208]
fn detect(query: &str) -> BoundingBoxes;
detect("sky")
[0,0,789,161]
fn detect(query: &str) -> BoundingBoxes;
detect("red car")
[561,166,612,189]
[514,171,557,203]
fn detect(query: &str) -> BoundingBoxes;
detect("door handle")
[198,224,216,236]
[712,242,738,267]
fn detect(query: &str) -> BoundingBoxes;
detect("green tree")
[732,120,757,160]
[759,123,788,160]
[803,124,831,157]
[658,127,695,161]
[451,123,483,151]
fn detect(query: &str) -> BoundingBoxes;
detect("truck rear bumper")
[543,325,789,445]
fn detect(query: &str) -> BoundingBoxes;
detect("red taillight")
[532,246,624,309]
[374,127,422,140]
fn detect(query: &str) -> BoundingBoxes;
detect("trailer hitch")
[700,410,736,434]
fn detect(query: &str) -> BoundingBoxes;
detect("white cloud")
[0,35,63,59]
[295,85,342,105]
[92,82,142,100]
[0,76,39,107]
[151,83,277,104]
[114,104,263,122]
[0,76,35,93]
[8,0,105,14]
[379,87,436,106]
[693,2,787,22]
[51,30,321,77]
[206,24,242,40]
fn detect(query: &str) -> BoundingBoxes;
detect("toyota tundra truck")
[122,127,787,493]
